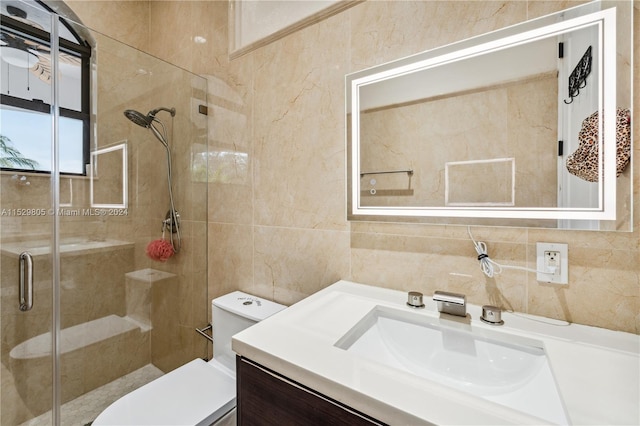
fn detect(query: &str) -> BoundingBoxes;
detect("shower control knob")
[407,291,425,308]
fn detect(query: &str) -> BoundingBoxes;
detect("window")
[0,1,90,175]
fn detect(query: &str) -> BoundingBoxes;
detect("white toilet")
[93,291,286,426]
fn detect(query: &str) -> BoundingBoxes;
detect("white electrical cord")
[467,227,570,327]
[467,227,549,277]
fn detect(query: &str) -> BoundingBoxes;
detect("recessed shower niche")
[90,142,128,209]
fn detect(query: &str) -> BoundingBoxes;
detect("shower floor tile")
[20,364,163,426]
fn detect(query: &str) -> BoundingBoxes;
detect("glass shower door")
[2,3,208,424]
[0,129,55,425]
[1,2,59,424]
[50,14,210,424]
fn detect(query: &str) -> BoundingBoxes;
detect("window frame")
[0,9,91,176]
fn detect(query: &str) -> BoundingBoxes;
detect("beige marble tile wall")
[349,1,636,334]
[66,0,151,52]
[202,0,638,334]
[79,1,637,337]
[146,22,211,372]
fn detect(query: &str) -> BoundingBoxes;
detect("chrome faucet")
[433,291,466,317]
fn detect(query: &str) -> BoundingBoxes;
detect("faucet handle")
[480,305,504,325]
[406,291,425,308]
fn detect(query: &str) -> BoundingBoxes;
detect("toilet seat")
[93,358,236,426]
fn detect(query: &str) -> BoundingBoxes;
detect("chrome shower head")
[124,107,175,128]
[124,109,152,128]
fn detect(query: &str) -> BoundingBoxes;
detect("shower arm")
[149,107,176,119]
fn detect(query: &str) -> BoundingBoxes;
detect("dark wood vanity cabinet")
[237,356,386,426]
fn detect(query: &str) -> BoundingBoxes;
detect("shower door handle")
[18,252,34,312]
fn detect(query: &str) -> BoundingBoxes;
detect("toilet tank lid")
[212,291,286,322]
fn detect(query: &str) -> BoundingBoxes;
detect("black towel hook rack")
[564,46,592,104]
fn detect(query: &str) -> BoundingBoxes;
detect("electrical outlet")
[537,243,568,284]
[544,250,560,275]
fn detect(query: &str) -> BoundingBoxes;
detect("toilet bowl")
[93,358,235,425]
[93,291,286,426]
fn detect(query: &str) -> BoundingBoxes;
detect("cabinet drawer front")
[237,356,386,426]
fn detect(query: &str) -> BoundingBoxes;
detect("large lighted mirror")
[347,2,632,231]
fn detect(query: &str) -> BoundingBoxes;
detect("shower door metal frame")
[50,14,62,425]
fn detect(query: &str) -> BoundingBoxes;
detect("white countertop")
[232,280,640,425]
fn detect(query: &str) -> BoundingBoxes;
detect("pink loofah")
[146,239,174,262]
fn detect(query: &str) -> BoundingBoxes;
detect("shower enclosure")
[0,2,208,424]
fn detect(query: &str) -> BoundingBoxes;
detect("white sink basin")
[335,306,569,425]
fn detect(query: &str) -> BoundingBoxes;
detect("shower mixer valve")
[163,209,180,233]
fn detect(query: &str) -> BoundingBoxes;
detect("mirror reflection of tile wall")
[360,74,557,215]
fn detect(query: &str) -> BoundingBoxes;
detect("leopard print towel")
[566,108,631,182]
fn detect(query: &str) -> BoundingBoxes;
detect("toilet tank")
[212,291,286,373]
